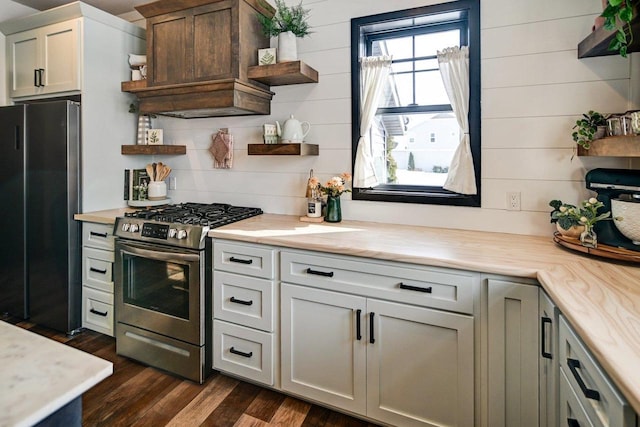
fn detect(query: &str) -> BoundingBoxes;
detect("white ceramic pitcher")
[276,115,310,143]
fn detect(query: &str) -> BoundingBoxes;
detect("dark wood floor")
[5,317,380,427]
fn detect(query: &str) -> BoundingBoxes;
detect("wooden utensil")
[146,163,154,181]
[152,162,157,181]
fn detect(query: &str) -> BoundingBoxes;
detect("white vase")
[277,31,298,62]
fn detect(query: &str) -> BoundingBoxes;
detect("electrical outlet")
[169,177,177,190]
[507,192,521,211]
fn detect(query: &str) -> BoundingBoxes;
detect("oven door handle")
[119,242,201,263]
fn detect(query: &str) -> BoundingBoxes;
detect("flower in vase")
[310,173,352,198]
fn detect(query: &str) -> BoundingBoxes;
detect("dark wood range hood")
[123,0,275,118]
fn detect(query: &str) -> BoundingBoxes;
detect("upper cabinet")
[6,19,81,98]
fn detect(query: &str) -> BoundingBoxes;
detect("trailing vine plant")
[601,0,637,57]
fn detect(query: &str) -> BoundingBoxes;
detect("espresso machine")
[586,168,640,251]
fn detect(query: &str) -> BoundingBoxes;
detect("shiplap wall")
[146,0,639,236]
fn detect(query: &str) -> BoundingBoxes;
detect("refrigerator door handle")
[15,126,21,150]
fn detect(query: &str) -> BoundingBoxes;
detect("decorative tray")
[553,232,640,263]
[128,198,172,208]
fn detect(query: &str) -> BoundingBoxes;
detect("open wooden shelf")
[248,61,318,86]
[121,80,147,91]
[121,145,186,155]
[578,12,640,58]
[577,135,640,157]
[247,143,318,156]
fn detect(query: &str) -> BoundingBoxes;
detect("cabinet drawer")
[213,271,275,332]
[82,247,114,293]
[82,222,115,251]
[82,287,114,337]
[213,240,276,279]
[213,320,274,386]
[559,315,635,427]
[281,250,476,314]
[560,368,595,427]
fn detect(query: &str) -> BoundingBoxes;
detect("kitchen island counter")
[208,213,640,416]
[0,321,112,427]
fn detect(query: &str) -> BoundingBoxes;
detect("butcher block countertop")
[75,210,640,415]
[74,207,135,224]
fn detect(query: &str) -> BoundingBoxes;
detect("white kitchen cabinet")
[212,240,279,387]
[6,19,80,98]
[540,290,559,427]
[81,222,115,336]
[559,315,636,427]
[487,278,539,427]
[280,249,478,427]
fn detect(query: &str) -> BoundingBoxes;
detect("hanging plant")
[601,0,638,57]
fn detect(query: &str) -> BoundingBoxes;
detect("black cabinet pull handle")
[230,347,253,358]
[38,68,45,86]
[541,317,552,359]
[90,267,107,274]
[306,267,334,277]
[229,256,253,265]
[230,296,253,306]
[567,358,600,401]
[34,69,38,87]
[356,309,362,341]
[90,231,108,238]
[369,312,375,344]
[89,308,108,317]
[567,418,580,427]
[399,283,432,293]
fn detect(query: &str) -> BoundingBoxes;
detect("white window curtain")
[353,55,392,188]
[437,46,477,195]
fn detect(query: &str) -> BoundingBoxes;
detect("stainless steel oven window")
[122,253,190,319]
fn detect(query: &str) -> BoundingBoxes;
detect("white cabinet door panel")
[281,283,367,415]
[366,299,474,427]
[41,20,80,95]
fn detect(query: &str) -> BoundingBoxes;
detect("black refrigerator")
[0,100,82,334]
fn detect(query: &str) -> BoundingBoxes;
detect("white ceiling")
[7,0,148,17]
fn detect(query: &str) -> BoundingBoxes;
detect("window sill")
[353,188,480,207]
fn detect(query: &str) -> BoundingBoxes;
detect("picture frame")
[258,48,277,65]
[147,129,163,145]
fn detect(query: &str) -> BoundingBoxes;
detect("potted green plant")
[258,0,311,62]
[550,200,585,238]
[572,110,607,150]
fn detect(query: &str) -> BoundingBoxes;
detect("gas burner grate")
[125,202,262,228]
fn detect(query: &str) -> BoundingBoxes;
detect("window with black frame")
[351,0,480,207]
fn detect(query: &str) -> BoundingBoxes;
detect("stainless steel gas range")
[113,203,262,383]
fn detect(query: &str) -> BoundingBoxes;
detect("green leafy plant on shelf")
[258,0,311,38]
[601,0,638,57]
[572,110,607,150]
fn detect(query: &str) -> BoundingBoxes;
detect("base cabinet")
[281,282,475,427]
[487,278,539,427]
[540,290,559,427]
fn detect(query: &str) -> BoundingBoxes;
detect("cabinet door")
[488,279,539,427]
[7,28,41,98]
[281,283,367,415]
[192,1,234,81]
[540,291,559,427]
[40,19,81,95]
[367,299,474,427]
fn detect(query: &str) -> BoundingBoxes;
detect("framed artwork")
[258,48,277,65]
[147,129,163,145]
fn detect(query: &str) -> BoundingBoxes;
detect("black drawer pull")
[89,308,108,317]
[567,358,600,401]
[356,309,362,341]
[90,231,108,238]
[229,256,253,265]
[90,267,108,275]
[306,267,334,277]
[541,317,552,359]
[567,418,580,427]
[230,347,253,358]
[230,297,253,306]
[369,312,375,344]
[399,283,432,293]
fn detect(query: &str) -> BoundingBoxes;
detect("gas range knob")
[121,223,130,232]
[176,229,188,240]
[130,224,139,233]
[168,228,177,238]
